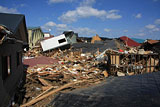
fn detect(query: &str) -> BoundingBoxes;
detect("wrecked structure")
[141,39,160,54]
[91,34,102,43]
[44,32,51,38]
[28,27,44,49]
[106,50,160,76]
[40,31,78,52]
[0,13,28,106]
[119,36,141,47]
[41,34,69,52]
[63,31,78,44]
[20,34,160,106]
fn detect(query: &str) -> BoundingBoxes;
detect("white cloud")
[137,33,145,36]
[0,5,19,13]
[56,24,68,32]
[145,24,160,32]
[104,28,111,32]
[123,30,128,32]
[58,6,122,23]
[80,0,96,6]
[135,13,142,19]
[106,10,122,19]
[145,24,156,29]
[41,21,57,31]
[56,24,67,28]
[48,0,74,4]
[155,19,160,25]
[152,28,160,31]
[58,6,106,23]
[73,27,96,36]
[41,21,69,33]
[41,21,96,36]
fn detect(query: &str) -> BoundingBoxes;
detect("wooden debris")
[21,46,160,106]
[102,71,108,77]
[21,82,78,107]
[38,78,52,86]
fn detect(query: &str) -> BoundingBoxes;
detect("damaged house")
[0,13,28,106]
[41,31,78,52]
[141,39,160,53]
[28,27,44,49]
[119,36,141,47]
[63,31,78,44]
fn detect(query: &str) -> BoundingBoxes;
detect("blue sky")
[0,0,160,39]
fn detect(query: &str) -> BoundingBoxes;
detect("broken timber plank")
[20,82,81,107]
[34,86,54,99]
[38,78,52,86]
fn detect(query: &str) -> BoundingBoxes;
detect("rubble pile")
[106,48,160,76]
[22,49,108,106]
[24,47,43,57]
[21,40,160,106]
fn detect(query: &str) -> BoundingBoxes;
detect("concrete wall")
[0,42,24,106]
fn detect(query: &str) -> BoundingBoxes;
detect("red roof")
[119,36,141,47]
[23,56,58,67]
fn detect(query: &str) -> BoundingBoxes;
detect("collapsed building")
[20,32,160,106]
[0,13,28,106]
[40,31,78,52]
[28,27,44,49]
[119,36,141,47]
[141,39,160,54]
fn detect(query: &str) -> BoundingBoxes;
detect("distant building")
[44,32,51,38]
[43,32,54,40]
[27,27,44,49]
[63,31,78,44]
[0,13,28,106]
[141,39,160,53]
[119,36,141,47]
[91,34,102,43]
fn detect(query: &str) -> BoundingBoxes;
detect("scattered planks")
[21,81,85,107]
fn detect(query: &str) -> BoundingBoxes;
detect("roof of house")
[0,13,28,42]
[131,38,145,43]
[0,13,24,33]
[119,36,141,47]
[91,34,102,43]
[147,39,159,44]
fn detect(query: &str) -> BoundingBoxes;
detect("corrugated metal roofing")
[120,36,141,47]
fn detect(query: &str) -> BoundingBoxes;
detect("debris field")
[20,42,160,106]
